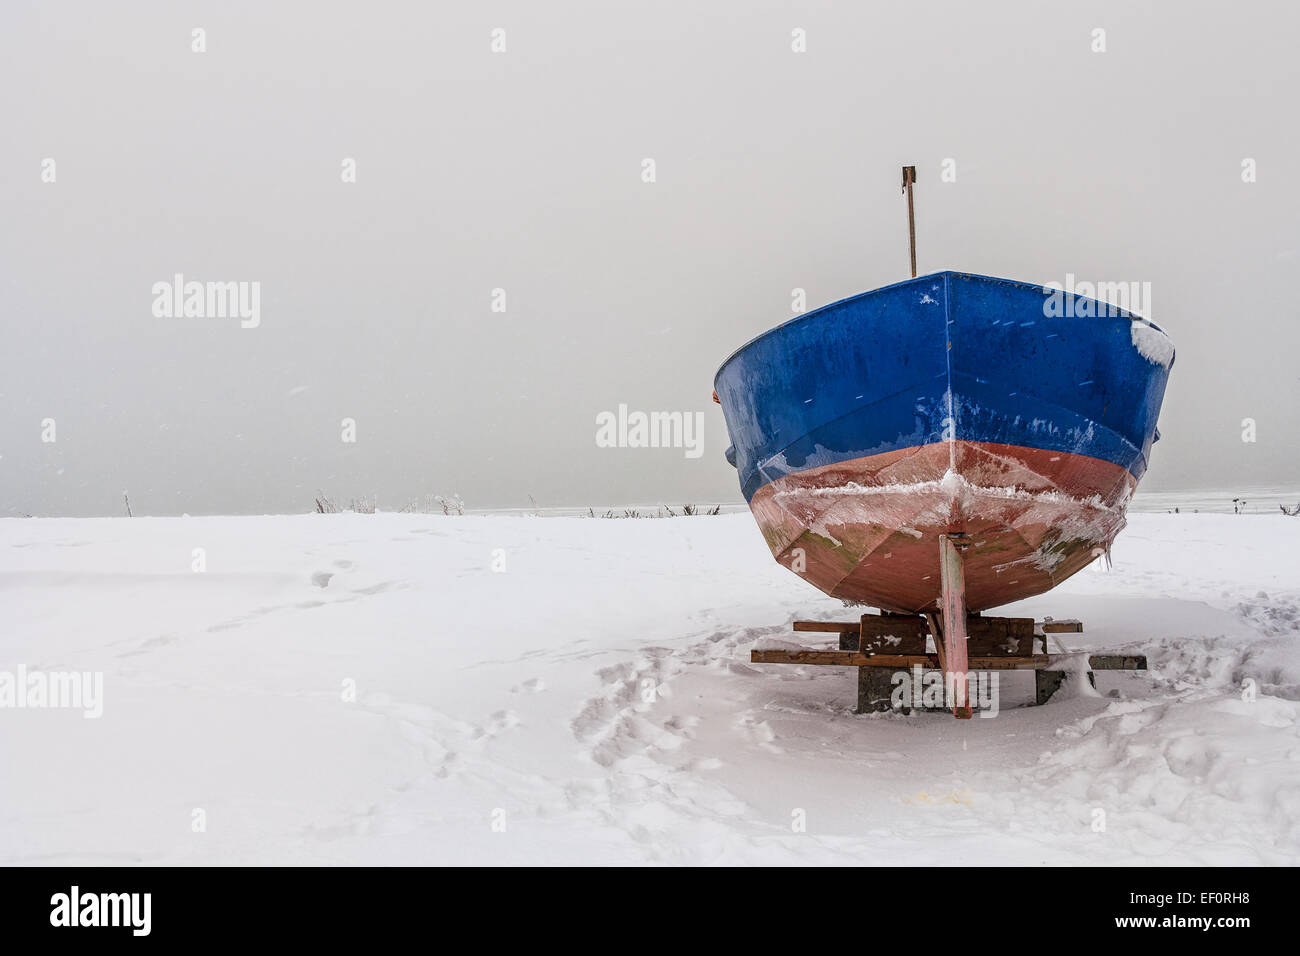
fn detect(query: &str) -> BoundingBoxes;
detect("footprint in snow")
[311,571,333,588]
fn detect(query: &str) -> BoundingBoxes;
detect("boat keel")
[938,533,972,719]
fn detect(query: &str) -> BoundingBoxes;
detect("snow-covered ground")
[1,511,1297,865]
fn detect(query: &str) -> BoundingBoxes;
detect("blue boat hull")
[714,271,1173,612]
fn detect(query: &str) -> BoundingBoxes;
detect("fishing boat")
[714,171,1173,716]
[715,267,1173,614]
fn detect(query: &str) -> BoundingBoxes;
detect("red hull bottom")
[750,441,1135,613]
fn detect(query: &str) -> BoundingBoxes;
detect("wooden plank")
[793,617,931,651]
[968,617,1035,636]
[750,649,1144,671]
[966,616,1035,656]
[1035,669,1069,705]
[799,617,1084,634]
[799,617,1082,637]
[751,649,870,666]
[857,667,896,713]
[859,613,928,654]
[752,650,1050,670]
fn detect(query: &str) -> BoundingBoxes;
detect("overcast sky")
[2,0,1297,516]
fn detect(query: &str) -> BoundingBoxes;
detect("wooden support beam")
[857,667,896,714]
[753,650,1045,669]
[938,534,971,718]
[1035,668,1097,704]
[796,616,929,652]
[966,617,1035,655]
[759,615,1146,712]
[794,617,1082,638]
[749,649,1145,671]
[793,621,858,633]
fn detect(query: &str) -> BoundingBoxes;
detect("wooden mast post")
[901,165,918,278]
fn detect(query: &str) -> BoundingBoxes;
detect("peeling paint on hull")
[752,441,1133,612]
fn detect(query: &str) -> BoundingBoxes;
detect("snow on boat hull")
[715,271,1173,613]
